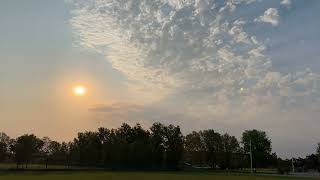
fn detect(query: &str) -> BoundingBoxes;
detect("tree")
[41,137,52,168]
[11,134,44,168]
[185,131,206,165]
[241,129,272,168]
[150,123,166,168]
[200,130,222,168]
[277,158,291,174]
[41,138,69,167]
[0,132,11,162]
[185,131,203,152]
[317,143,320,171]
[220,133,240,169]
[304,154,319,171]
[98,127,112,167]
[128,124,152,168]
[113,123,134,167]
[73,131,102,166]
[163,124,184,169]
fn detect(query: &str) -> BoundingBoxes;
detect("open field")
[0,172,319,180]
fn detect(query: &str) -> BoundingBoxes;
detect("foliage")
[0,123,319,172]
[11,134,44,167]
[241,129,272,168]
[0,132,11,162]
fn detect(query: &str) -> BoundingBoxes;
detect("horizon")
[1,0,320,159]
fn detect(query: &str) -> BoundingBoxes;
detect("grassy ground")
[0,172,319,180]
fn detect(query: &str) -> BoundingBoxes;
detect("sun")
[73,85,87,96]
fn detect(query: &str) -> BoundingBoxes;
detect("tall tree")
[150,123,166,168]
[115,123,134,167]
[185,131,203,152]
[241,129,272,168]
[129,124,152,168]
[73,131,102,166]
[0,132,11,162]
[41,137,53,168]
[164,124,184,169]
[11,134,44,168]
[304,154,319,171]
[98,127,112,167]
[200,130,222,168]
[185,131,206,165]
[220,133,240,169]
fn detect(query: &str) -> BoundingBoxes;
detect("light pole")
[291,158,295,173]
[250,140,253,174]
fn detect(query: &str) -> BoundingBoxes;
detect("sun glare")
[73,85,87,96]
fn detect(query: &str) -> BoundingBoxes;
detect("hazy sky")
[1,0,320,158]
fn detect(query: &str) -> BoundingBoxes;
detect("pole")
[292,158,295,173]
[250,140,253,174]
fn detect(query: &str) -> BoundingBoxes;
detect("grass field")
[0,172,319,180]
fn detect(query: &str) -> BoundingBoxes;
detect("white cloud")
[68,0,320,140]
[281,0,291,7]
[255,8,280,26]
[65,0,320,158]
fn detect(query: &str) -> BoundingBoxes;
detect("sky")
[0,0,320,158]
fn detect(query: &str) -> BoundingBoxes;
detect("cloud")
[281,0,291,8]
[88,102,195,128]
[89,103,143,113]
[68,0,320,156]
[68,0,320,115]
[255,8,280,26]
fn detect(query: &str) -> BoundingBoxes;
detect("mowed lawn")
[0,172,319,180]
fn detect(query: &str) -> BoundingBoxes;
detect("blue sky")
[0,0,320,158]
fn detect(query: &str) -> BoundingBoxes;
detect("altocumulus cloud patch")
[68,0,320,123]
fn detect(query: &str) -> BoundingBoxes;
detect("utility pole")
[292,158,295,173]
[250,140,253,174]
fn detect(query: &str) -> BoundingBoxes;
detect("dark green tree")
[241,129,272,168]
[220,133,240,169]
[150,123,166,168]
[164,124,184,169]
[304,154,320,171]
[185,131,206,165]
[98,127,112,167]
[73,131,102,166]
[129,124,152,168]
[45,140,69,166]
[185,131,203,152]
[0,132,11,162]
[277,158,291,174]
[41,137,52,168]
[11,134,44,168]
[200,130,222,168]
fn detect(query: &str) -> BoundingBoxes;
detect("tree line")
[0,123,319,172]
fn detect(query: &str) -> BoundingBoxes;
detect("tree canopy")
[0,123,318,172]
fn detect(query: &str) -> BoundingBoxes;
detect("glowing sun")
[73,85,87,96]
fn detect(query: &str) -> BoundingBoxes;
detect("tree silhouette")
[220,133,240,169]
[0,123,317,172]
[241,129,272,168]
[11,134,44,168]
[0,132,11,163]
[200,130,222,168]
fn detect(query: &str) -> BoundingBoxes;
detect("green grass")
[0,172,318,180]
